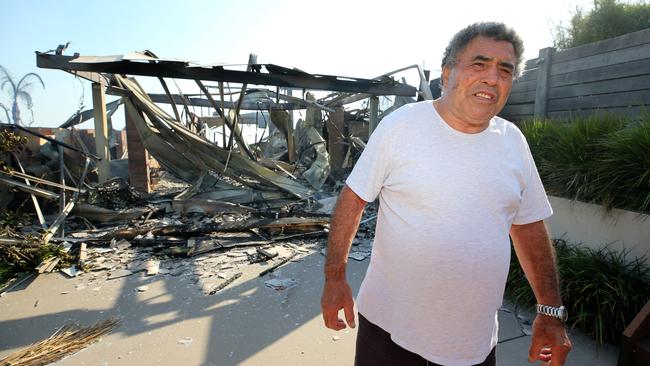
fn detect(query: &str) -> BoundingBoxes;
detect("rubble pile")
[0,165,378,296]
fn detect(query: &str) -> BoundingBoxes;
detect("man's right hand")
[321,279,356,330]
[321,185,366,331]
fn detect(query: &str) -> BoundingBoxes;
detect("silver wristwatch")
[536,304,568,322]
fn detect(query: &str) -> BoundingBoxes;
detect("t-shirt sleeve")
[345,119,396,203]
[512,140,553,225]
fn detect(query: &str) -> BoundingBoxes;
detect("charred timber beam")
[0,176,60,200]
[36,54,416,96]
[2,123,102,160]
[66,70,112,86]
[147,93,299,110]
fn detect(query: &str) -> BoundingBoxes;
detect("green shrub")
[506,239,650,344]
[592,119,650,212]
[520,114,650,213]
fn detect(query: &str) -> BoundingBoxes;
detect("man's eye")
[500,68,513,76]
[472,63,484,69]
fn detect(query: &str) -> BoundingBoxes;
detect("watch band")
[536,304,568,322]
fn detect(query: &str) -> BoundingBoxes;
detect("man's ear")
[441,65,450,88]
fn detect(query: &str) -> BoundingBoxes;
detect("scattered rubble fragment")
[264,278,298,291]
[107,269,133,280]
[135,285,149,292]
[60,265,80,278]
[207,272,242,295]
[177,337,193,346]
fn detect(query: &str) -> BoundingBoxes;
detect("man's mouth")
[474,92,495,100]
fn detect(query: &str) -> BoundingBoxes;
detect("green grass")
[507,239,650,344]
[520,114,650,213]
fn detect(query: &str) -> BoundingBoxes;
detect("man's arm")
[510,220,572,366]
[321,185,367,331]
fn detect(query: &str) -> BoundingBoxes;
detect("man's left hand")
[528,315,572,365]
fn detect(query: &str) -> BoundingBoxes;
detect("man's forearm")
[510,220,561,305]
[325,185,367,281]
[512,220,572,364]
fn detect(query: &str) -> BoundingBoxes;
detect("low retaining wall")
[546,196,650,261]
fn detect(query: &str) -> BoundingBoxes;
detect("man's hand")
[321,278,356,331]
[320,185,366,331]
[528,315,572,365]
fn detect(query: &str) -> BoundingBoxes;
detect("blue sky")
[0,0,595,128]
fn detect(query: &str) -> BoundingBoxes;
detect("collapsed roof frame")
[34,50,420,195]
[35,53,417,96]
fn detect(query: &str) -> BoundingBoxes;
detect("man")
[321,22,572,366]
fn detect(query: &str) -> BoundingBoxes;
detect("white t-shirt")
[346,101,552,366]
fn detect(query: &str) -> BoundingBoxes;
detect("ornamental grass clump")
[592,117,650,213]
[506,239,650,344]
[520,114,650,214]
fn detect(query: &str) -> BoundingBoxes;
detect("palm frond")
[16,90,34,108]
[17,72,45,90]
[0,65,16,93]
[17,81,39,91]
[0,64,12,82]
[0,102,10,123]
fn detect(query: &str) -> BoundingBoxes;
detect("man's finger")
[344,302,356,328]
[322,310,331,328]
[332,315,346,330]
[528,341,543,363]
[322,309,338,329]
[538,347,551,362]
[323,307,346,330]
[549,343,571,366]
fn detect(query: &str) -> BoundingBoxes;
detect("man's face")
[439,36,516,132]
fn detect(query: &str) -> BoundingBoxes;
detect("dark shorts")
[355,313,496,366]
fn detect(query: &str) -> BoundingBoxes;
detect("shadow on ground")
[0,249,368,365]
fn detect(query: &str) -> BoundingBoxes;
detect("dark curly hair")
[441,22,524,78]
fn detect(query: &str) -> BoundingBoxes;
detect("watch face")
[559,306,568,322]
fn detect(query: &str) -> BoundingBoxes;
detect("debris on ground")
[0,318,120,366]
[135,285,149,292]
[177,337,193,346]
[264,277,299,291]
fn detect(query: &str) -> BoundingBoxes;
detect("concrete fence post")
[534,47,555,119]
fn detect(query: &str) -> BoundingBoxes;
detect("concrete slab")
[498,305,530,342]
[0,251,619,365]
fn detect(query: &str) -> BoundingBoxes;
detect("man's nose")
[481,66,499,86]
